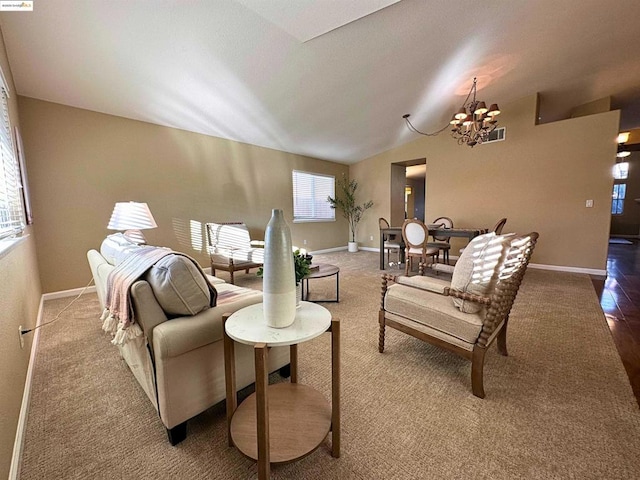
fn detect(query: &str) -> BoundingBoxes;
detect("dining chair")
[401,218,439,276]
[492,217,507,235]
[379,217,402,267]
[459,218,508,256]
[427,216,453,264]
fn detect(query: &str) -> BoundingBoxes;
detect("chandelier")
[403,77,501,147]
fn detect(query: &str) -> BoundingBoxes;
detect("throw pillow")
[145,254,212,316]
[100,233,141,265]
[450,232,510,313]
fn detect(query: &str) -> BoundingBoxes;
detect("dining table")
[379,225,487,270]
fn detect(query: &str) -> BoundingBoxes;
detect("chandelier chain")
[403,77,500,147]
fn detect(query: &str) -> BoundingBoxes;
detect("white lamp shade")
[107,202,158,230]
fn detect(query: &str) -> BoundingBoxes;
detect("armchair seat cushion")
[384,283,483,344]
[210,247,264,265]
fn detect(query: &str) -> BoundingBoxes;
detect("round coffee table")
[302,263,340,303]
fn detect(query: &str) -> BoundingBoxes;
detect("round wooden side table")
[223,302,340,479]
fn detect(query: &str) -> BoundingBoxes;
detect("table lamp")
[107,201,157,244]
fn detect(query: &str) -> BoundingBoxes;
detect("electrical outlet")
[303,239,307,245]
[586,199,594,208]
[369,235,373,241]
[18,325,24,349]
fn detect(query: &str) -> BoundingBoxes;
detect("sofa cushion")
[146,254,212,316]
[450,232,510,313]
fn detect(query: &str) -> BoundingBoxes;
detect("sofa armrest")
[130,280,169,350]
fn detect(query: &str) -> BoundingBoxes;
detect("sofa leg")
[279,363,291,378]
[167,421,187,446]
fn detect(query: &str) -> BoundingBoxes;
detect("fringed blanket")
[101,246,172,345]
[101,247,217,346]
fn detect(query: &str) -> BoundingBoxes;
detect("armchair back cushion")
[450,232,511,313]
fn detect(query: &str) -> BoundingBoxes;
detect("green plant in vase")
[327,174,373,252]
[257,249,311,286]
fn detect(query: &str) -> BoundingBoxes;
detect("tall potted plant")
[327,174,374,252]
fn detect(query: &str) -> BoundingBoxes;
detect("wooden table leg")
[331,318,341,458]
[255,343,270,479]
[290,344,298,383]
[223,314,236,448]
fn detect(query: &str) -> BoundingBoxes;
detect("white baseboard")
[41,284,97,301]
[528,263,607,277]
[356,248,608,277]
[308,246,348,254]
[9,295,44,480]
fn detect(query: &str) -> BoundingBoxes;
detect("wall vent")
[484,126,506,144]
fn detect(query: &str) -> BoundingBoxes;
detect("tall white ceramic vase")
[263,209,296,328]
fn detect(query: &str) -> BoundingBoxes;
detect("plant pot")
[348,241,359,253]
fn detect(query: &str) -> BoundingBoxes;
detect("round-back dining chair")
[402,218,439,275]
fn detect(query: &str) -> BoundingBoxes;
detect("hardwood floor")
[592,239,640,407]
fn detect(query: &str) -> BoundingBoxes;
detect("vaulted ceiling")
[1,0,639,164]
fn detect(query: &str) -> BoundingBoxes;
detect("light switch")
[586,200,594,208]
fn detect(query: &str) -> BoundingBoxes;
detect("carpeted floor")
[19,251,640,479]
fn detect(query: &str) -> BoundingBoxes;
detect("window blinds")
[0,86,24,239]
[292,170,335,222]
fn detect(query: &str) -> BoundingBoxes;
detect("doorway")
[390,159,426,226]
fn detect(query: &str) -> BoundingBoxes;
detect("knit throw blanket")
[100,246,209,346]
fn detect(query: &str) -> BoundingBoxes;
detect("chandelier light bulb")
[474,102,488,115]
[487,104,501,117]
[454,107,467,120]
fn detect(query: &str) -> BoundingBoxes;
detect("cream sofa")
[87,237,289,445]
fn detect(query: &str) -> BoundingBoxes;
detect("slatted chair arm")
[446,288,493,306]
[380,274,397,308]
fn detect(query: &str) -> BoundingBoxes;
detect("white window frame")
[292,170,335,223]
[0,70,25,240]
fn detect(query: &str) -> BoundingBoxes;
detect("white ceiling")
[2,0,640,164]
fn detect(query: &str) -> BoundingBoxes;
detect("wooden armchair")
[379,231,538,398]
[205,222,265,284]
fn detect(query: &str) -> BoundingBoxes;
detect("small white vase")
[348,241,359,253]
[263,209,296,328]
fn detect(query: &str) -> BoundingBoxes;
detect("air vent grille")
[484,127,506,144]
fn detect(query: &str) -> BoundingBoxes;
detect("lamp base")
[123,229,147,244]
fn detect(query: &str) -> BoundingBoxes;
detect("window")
[292,170,335,222]
[611,162,629,215]
[612,183,626,215]
[0,75,24,240]
[613,162,629,180]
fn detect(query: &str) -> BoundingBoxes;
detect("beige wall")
[17,97,349,293]
[351,94,619,272]
[0,30,42,480]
